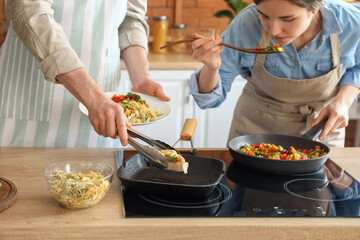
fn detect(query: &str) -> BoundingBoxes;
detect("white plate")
[78,91,172,126]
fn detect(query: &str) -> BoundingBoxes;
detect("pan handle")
[301,120,327,141]
[180,119,197,141]
[173,119,198,156]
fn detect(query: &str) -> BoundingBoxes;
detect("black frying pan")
[117,152,226,199]
[228,121,330,175]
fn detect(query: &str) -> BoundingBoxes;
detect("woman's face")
[256,0,316,45]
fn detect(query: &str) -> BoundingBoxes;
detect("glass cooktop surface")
[116,151,360,218]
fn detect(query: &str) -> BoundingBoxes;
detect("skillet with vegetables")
[238,143,327,160]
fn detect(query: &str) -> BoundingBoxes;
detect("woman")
[0,0,169,147]
[190,0,360,147]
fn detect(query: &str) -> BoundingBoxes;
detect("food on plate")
[49,170,110,209]
[256,44,284,52]
[111,92,161,123]
[238,143,327,160]
[159,149,189,174]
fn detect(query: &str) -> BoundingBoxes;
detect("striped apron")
[0,0,126,147]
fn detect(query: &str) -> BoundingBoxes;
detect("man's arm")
[7,0,131,145]
[7,0,83,82]
[119,0,169,101]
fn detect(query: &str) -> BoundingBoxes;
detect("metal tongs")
[127,127,179,169]
[126,119,197,169]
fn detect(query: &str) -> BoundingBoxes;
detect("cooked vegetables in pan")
[159,149,189,174]
[256,44,284,52]
[238,143,327,160]
[111,92,161,123]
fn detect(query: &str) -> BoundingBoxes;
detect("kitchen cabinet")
[193,76,246,148]
[120,70,246,148]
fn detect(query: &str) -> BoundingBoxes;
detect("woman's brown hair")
[254,0,323,11]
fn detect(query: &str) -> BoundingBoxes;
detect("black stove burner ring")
[138,183,232,209]
[284,178,356,202]
[150,187,222,205]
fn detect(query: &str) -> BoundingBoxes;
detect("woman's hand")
[191,33,223,93]
[191,33,223,70]
[312,85,360,140]
[313,99,349,140]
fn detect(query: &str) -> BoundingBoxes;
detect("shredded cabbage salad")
[49,171,110,209]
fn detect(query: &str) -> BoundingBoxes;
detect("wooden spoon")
[160,38,283,54]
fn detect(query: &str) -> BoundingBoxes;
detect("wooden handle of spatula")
[180,119,197,141]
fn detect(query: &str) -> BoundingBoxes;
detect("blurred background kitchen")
[0,0,358,147]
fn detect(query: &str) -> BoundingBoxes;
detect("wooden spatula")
[160,38,284,54]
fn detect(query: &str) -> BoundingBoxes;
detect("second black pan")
[117,153,226,199]
[228,121,330,175]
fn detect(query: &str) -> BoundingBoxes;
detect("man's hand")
[56,68,131,146]
[131,79,170,101]
[87,94,131,146]
[121,46,170,102]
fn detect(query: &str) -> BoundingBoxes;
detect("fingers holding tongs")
[127,127,169,169]
[126,119,197,169]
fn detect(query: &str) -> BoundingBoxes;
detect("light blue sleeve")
[338,44,360,91]
[189,4,261,109]
[189,67,224,109]
[337,3,360,98]
[339,65,360,89]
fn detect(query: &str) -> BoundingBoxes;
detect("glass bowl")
[43,161,114,209]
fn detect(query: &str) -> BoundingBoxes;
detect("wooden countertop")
[121,50,203,70]
[0,148,360,240]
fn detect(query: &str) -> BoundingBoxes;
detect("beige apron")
[228,32,345,147]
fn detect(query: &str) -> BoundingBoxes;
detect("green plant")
[214,0,249,24]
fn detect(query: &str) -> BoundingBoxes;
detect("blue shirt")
[190,0,360,109]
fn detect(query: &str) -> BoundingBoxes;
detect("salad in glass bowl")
[43,161,114,209]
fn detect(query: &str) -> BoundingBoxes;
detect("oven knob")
[252,207,261,212]
[274,206,286,215]
[314,206,327,215]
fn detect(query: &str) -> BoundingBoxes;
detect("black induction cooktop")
[116,151,360,218]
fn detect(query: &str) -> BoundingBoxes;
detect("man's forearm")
[121,46,150,84]
[56,68,106,109]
